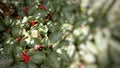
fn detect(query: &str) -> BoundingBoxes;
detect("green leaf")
[12,62,27,68]
[28,6,37,15]
[4,17,12,27]
[49,32,63,44]
[26,0,38,6]
[27,62,37,68]
[59,50,70,62]
[110,47,120,64]
[0,43,3,48]
[73,17,83,28]
[11,25,22,37]
[19,40,27,48]
[32,10,47,18]
[0,22,6,32]
[13,46,23,61]
[39,10,47,18]
[48,23,61,33]
[0,54,14,68]
[54,41,69,50]
[62,6,74,23]
[30,52,46,64]
[47,52,60,68]
[31,38,41,45]
[3,43,15,55]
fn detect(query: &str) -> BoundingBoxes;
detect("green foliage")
[12,62,27,68]
[27,62,37,68]
[0,54,14,68]
[0,0,120,68]
[0,22,6,32]
[46,52,60,68]
[30,52,46,64]
[49,32,63,44]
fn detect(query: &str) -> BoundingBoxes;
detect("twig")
[103,0,116,18]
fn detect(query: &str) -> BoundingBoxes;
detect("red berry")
[24,6,29,13]
[21,50,30,62]
[22,50,27,56]
[35,44,43,51]
[22,55,30,62]
[39,4,46,10]
[15,38,21,41]
[30,20,35,27]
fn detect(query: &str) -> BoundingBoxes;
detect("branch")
[103,0,116,18]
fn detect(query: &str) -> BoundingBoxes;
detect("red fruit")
[39,4,46,10]
[35,44,43,51]
[24,6,29,13]
[22,50,27,56]
[30,20,35,27]
[15,38,21,41]
[22,55,30,62]
[22,50,30,62]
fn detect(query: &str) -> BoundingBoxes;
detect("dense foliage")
[0,0,120,68]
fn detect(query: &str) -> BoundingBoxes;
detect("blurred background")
[63,0,120,68]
